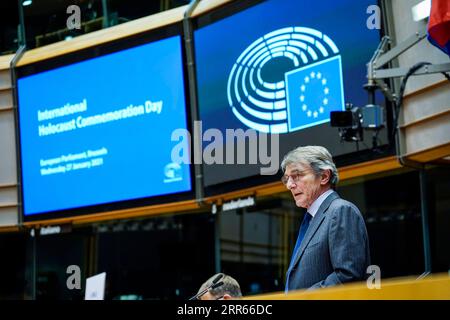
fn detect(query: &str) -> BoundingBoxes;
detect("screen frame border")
[15,22,196,222]
[191,0,396,197]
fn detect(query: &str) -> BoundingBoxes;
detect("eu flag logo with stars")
[285,55,345,132]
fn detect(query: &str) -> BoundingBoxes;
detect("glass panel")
[22,0,103,49]
[34,232,89,300]
[0,0,19,54]
[14,0,191,50]
[338,170,425,278]
[428,165,450,273]
[219,196,301,295]
[0,233,27,299]
[96,212,215,300]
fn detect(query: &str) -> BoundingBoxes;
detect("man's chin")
[295,199,306,208]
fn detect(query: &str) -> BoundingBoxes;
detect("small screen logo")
[164,162,183,183]
[227,26,345,134]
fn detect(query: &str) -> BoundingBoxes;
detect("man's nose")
[287,179,296,190]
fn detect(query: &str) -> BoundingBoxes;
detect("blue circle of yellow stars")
[298,71,329,119]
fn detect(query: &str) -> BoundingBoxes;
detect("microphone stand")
[188,274,224,300]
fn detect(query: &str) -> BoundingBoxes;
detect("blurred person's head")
[197,273,242,300]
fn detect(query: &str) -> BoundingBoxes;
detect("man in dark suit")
[281,146,370,292]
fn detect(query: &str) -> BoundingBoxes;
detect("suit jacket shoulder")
[327,197,365,223]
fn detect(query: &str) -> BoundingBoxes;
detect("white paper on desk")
[85,272,106,300]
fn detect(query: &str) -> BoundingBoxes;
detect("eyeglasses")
[281,170,309,187]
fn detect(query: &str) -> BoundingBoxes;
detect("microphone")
[188,274,224,300]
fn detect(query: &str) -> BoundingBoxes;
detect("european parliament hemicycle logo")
[227,26,345,134]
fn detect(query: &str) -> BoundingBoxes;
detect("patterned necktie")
[285,212,313,292]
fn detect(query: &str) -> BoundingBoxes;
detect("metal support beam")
[214,212,221,274]
[419,169,432,273]
[10,45,27,227]
[17,1,26,47]
[102,0,110,28]
[183,0,205,206]
[375,28,427,69]
[373,62,450,79]
[374,79,396,102]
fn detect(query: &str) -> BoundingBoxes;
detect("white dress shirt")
[308,189,334,218]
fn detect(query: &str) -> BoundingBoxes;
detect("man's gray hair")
[198,273,242,298]
[281,145,339,188]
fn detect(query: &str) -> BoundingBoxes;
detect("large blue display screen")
[18,35,191,216]
[194,0,383,187]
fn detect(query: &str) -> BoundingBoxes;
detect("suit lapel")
[290,191,340,269]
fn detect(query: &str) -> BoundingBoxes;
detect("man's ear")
[222,294,233,300]
[320,169,331,185]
